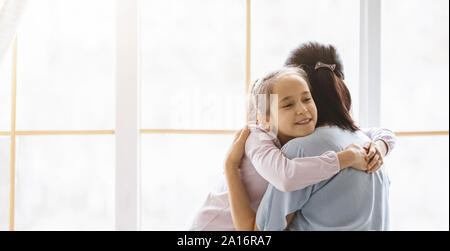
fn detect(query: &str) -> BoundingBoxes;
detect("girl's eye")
[303,98,312,102]
[283,104,292,108]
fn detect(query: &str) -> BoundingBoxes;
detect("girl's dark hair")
[285,42,359,132]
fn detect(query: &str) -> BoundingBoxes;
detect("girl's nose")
[296,105,308,115]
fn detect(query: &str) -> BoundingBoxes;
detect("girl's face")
[272,73,318,145]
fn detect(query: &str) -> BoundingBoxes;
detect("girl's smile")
[295,118,313,126]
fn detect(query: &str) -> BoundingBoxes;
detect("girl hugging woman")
[189,42,396,231]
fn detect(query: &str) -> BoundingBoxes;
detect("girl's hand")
[363,141,385,174]
[343,144,369,171]
[225,125,251,169]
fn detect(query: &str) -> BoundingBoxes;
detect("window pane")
[386,136,449,230]
[0,137,10,230]
[140,0,246,130]
[381,0,449,131]
[140,133,234,230]
[0,47,12,131]
[16,0,116,131]
[14,135,115,230]
[252,0,361,121]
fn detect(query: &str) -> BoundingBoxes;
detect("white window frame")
[359,0,381,128]
[115,0,139,231]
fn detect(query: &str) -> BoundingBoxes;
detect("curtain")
[0,0,28,65]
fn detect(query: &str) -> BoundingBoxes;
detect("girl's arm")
[360,127,397,157]
[246,127,369,193]
[361,127,398,173]
[225,149,361,231]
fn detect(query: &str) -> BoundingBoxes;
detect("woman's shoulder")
[286,126,340,144]
[283,126,368,153]
[312,126,367,139]
[283,128,332,153]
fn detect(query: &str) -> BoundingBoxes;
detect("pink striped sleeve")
[360,127,398,157]
[245,128,340,192]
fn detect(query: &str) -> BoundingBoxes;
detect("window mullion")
[116,0,139,231]
[359,0,381,127]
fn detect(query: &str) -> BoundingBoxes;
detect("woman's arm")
[224,126,257,231]
[225,164,294,231]
[246,128,369,192]
[225,162,257,231]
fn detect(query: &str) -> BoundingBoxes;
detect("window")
[14,135,115,230]
[17,0,116,131]
[139,0,246,229]
[140,134,233,230]
[0,32,12,231]
[1,0,448,231]
[6,0,116,230]
[380,0,449,132]
[0,136,9,230]
[140,0,246,131]
[385,136,449,230]
[0,48,12,131]
[380,0,449,230]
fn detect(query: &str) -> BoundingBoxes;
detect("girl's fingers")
[365,147,375,162]
[376,146,382,157]
[367,154,380,171]
[369,155,380,169]
[366,159,377,173]
[368,160,383,173]
[363,142,370,152]
[370,148,383,171]
[367,152,384,173]
[368,145,377,159]
[364,142,372,160]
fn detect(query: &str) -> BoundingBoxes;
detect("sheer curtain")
[0,0,28,65]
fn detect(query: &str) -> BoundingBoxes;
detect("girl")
[189,45,396,231]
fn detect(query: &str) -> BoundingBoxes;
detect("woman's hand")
[339,144,369,171]
[224,125,257,231]
[225,125,251,169]
[363,141,386,174]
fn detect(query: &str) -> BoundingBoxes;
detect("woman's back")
[256,126,391,231]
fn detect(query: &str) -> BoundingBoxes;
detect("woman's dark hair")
[285,42,359,132]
